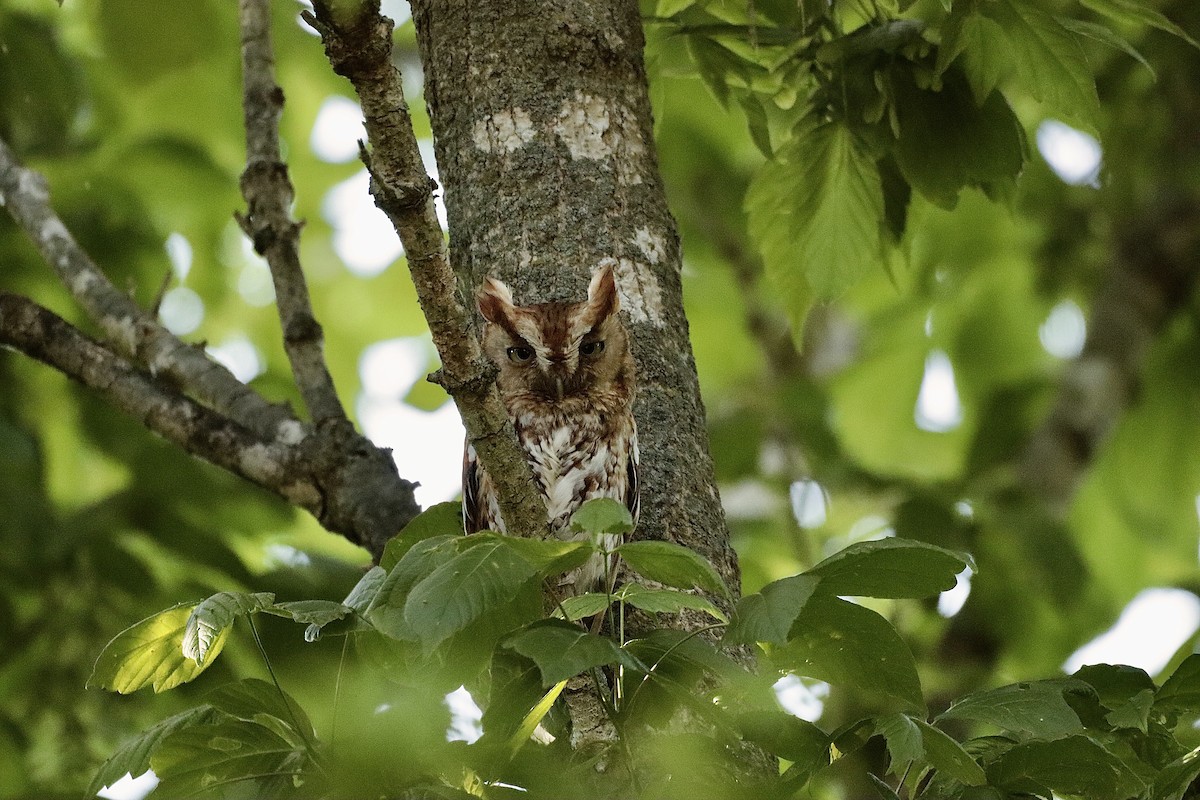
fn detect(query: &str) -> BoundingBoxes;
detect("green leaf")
[381,502,464,570]
[937,3,1012,103]
[472,532,594,577]
[264,600,352,627]
[892,66,1026,210]
[183,591,275,667]
[615,584,728,621]
[558,593,614,622]
[988,735,1145,800]
[150,720,304,795]
[938,680,1084,739]
[746,118,885,329]
[875,713,923,773]
[807,537,973,599]
[1079,0,1200,50]
[88,706,223,794]
[771,594,925,713]
[1153,747,1200,800]
[916,720,987,786]
[503,620,645,687]
[868,773,902,800]
[570,498,635,535]
[982,0,1102,133]
[657,0,696,16]
[404,539,539,652]
[366,535,460,640]
[736,710,830,767]
[617,540,730,597]
[1058,18,1155,79]
[89,603,227,694]
[739,94,773,158]
[344,566,388,612]
[205,678,314,747]
[1156,653,1200,715]
[724,574,821,646]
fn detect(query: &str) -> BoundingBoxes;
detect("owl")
[462,263,639,597]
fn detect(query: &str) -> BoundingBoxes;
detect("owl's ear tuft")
[586,262,620,322]
[477,277,515,323]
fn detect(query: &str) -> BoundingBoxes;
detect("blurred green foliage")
[0,0,1199,797]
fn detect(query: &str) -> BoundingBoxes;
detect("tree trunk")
[410,1,739,600]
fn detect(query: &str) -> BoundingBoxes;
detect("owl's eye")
[580,340,605,356]
[506,346,534,364]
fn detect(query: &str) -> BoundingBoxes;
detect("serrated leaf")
[724,574,821,646]
[404,540,539,652]
[1105,688,1154,732]
[892,65,1026,210]
[381,502,464,571]
[746,118,884,330]
[1058,18,1155,79]
[1079,0,1199,50]
[570,497,635,535]
[88,706,223,794]
[938,3,1012,104]
[982,0,1101,133]
[205,678,314,746]
[615,584,728,621]
[988,735,1145,800]
[1156,653,1200,715]
[89,604,227,694]
[807,537,973,599]
[503,620,644,686]
[938,680,1084,739]
[183,592,275,667]
[771,594,925,713]
[150,720,304,795]
[916,720,987,786]
[366,535,460,640]
[617,540,730,597]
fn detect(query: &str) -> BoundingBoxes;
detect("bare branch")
[237,0,346,426]
[0,292,319,511]
[0,137,300,443]
[303,0,546,538]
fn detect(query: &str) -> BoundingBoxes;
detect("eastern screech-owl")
[462,263,638,596]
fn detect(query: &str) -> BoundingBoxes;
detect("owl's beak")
[553,375,564,400]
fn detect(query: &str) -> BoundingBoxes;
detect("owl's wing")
[462,441,486,534]
[626,423,640,527]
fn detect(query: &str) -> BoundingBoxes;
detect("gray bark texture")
[410,0,740,602]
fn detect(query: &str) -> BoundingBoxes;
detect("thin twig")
[303,0,546,538]
[237,0,347,426]
[0,137,301,443]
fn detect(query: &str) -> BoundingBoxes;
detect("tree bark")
[410,1,739,601]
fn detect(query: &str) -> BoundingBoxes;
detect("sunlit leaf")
[615,584,728,621]
[89,604,226,694]
[183,591,275,667]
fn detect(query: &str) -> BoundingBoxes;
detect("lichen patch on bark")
[472,108,536,153]
[604,256,664,327]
